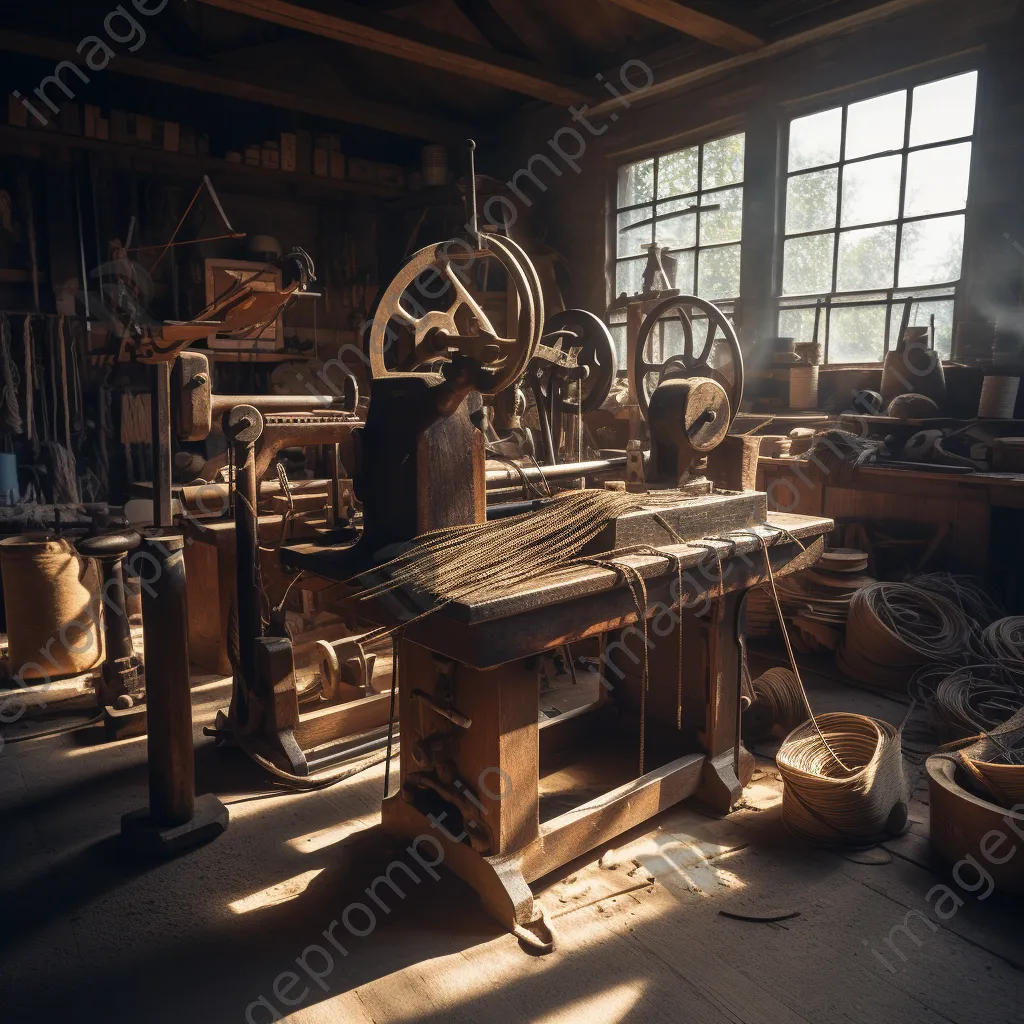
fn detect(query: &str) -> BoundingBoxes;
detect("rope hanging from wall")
[0,312,23,436]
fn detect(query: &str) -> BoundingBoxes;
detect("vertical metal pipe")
[329,442,342,526]
[227,406,264,725]
[151,362,173,529]
[140,533,194,826]
[99,556,134,665]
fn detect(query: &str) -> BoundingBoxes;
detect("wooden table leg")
[604,590,752,815]
[380,640,548,942]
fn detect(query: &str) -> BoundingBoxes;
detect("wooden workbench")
[757,456,1024,592]
[333,509,834,944]
[357,512,831,669]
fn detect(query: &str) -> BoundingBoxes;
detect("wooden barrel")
[0,535,103,680]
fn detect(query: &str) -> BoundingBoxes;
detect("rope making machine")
[628,293,747,491]
[278,214,833,950]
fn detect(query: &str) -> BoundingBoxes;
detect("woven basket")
[777,712,909,845]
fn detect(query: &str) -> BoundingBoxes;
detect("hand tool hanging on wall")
[0,313,23,436]
[17,173,41,315]
[23,316,34,446]
[58,314,72,452]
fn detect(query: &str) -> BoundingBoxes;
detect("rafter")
[483,0,566,67]
[192,0,589,105]
[603,0,763,53]
[0,31,468,142]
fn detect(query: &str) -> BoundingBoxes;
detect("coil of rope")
[982,617,1024,668]
[753,533,910,846]
[742,667,807,742]
[837,582,974,692]
[776,713,909,846]
[905,572,1004,628]
[930,664,1024,741]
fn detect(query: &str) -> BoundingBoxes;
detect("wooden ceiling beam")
[483,0,566,68]
[602,0,763,53]
[0,31,468,142]
[192,0,589,105]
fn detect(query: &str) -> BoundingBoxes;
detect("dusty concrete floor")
[2,663,1022,1024]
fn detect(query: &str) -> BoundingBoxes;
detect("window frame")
[610,124,747,309]
[774,58,982,364]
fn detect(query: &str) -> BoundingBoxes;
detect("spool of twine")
[983,617,1024,668]
[789,365,819,410]
[0,534,103,679]
[777,712,909,845]
[421,144,449,187]
[978,375,1019,419]
[743,667,807,741]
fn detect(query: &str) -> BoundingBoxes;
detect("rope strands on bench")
[352,489,692,611]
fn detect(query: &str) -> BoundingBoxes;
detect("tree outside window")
[610,133,745,369]
[778,70,977,362]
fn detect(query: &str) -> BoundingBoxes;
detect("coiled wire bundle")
[753,534,909,847]
[777,713,909,846]
[742,667,807,741]
[837,582,974,690]
[930,664,1024,741]
[982,617,1024,668]
[905,573,1004,630]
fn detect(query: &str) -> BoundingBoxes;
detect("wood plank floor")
[1,665,1021,1024]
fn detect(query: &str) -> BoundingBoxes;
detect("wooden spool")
[0,534,103,679]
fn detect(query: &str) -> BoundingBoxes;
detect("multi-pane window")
[614,133,745,303]
[610,133,745,368]
[778,70,977,362]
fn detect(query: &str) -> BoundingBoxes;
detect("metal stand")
[121,533,228,856]
[76,530,146,738]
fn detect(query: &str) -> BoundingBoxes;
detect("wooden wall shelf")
[0,124,403,202]
[203,350,314,363]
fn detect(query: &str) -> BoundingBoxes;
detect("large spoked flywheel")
[367,232,543,396]
[540,308,617,413]
[633,295,744,423]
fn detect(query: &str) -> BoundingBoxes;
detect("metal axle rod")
[484,456,627,487]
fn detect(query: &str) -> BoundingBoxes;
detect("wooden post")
[141,533,194,825]
[121,533,228,855]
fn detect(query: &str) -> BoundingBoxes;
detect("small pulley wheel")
[541,309,617,413]
[366,232,540,396]
[633,295,744,423]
